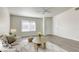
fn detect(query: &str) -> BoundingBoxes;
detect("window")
[21,20,36,32]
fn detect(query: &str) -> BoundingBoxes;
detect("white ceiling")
[8,7,72,18]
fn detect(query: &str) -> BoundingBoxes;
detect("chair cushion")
[6,35,16,44]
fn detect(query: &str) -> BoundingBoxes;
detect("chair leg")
[43,43,46,49]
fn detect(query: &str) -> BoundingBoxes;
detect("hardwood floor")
[1,35,79,52]
[0,37,66,52]
[46,35,79,52]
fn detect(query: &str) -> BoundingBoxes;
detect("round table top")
[33,37,47,43]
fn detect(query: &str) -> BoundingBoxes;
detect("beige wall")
[44,17,52,35]
[10,15,43,36]
[53,8,79,41]
[0,7,10,34]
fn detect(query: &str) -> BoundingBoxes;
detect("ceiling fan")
[36,7,51,16]
[41,7,51,14]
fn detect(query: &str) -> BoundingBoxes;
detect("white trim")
[43,15,45,35]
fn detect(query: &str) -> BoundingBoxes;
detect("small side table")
[34,43,42,52]
[33,37,47,52]
[28,37,33,42]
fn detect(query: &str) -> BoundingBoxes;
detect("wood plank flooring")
[46,35,79,52]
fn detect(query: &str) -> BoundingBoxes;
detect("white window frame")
[21,20,36,32]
